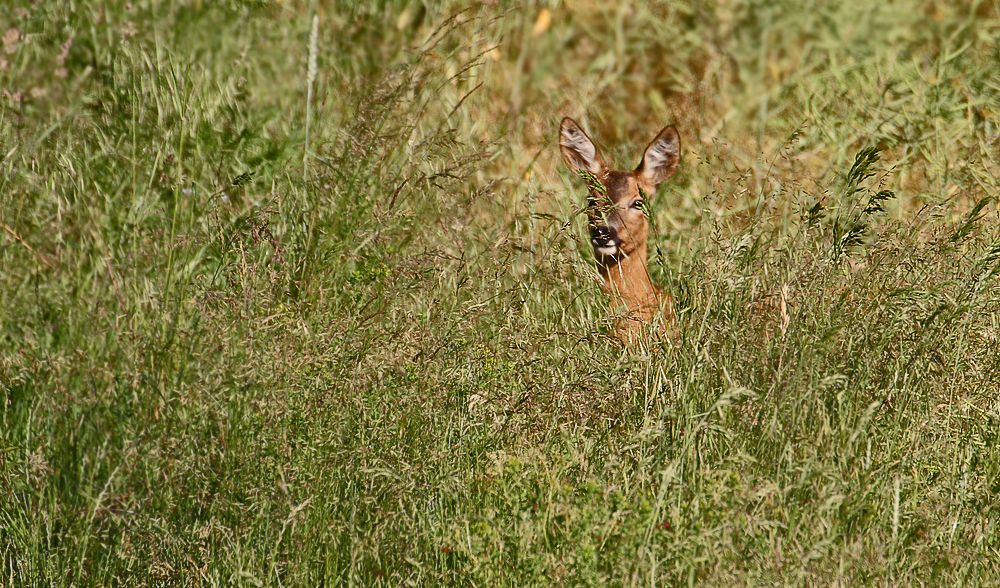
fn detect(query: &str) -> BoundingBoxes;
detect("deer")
[558,117,680,341]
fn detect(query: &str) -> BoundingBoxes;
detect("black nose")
[591,226,613,246]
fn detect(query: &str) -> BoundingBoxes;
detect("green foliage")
[2,0,1000,586]
[577,169,608,200]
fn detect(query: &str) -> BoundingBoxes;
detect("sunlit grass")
[2,1,999,585]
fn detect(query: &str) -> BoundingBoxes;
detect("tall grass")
[2,0,999,585]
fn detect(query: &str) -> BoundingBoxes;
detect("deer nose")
[591,226,615,246]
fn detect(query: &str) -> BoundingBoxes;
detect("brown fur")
[559,117,681,340]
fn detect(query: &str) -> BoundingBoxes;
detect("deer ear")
[636,125,680,186]
[559,117,608,177]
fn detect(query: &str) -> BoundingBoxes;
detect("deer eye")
[632,200,644,210]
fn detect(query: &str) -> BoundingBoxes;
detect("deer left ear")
[559,117,608,177]
[636,125,680,187]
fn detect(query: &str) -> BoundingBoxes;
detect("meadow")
[2,0,999,585]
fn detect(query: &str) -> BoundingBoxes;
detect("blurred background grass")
[2,0,999,585]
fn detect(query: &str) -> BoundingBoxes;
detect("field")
[2,0,1000,585]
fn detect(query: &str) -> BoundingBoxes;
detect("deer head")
[559,117,680,264]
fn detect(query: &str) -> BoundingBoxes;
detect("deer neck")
[598,249,660,316]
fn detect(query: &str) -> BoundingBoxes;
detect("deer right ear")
[636,125,680,187]
[559,117,608,177]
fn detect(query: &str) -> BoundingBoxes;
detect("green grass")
[2,0,999,585]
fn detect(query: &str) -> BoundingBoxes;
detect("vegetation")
[2,0,999,585]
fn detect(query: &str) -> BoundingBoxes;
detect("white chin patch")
[595,245,619,256]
